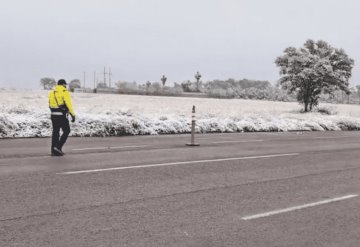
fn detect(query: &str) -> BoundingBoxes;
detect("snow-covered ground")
[1,89,360,138]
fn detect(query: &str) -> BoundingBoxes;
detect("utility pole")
[94,71,96,89]
[104,67,106,87]
[83,72,86,90]
[109,67,112,88]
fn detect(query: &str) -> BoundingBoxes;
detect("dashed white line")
[57,153,299,175]
[242,194,358,220]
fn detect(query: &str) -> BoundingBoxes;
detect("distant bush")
[69,79,81,92]
[181,80,202,93]
[116,81,138,94]
[316,106,338,115]
[115,81,184,96]
[203,78,295,101]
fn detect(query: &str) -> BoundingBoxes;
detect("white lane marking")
[58,153,299,175]
[72,145,147,151]
[242,194,358,221]
[212,140,263,144]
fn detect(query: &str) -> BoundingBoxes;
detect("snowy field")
[1,89,360,138]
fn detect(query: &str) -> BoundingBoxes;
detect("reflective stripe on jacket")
[48,85,75,116]
[51,112,64,116]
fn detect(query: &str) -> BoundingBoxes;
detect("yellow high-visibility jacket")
[48,85,75,116]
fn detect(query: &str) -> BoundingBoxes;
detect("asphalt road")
[1,131,360,247]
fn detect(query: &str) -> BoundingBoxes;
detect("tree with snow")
[69,79,81,92]
[161,75,167,87]
[97,82,108,88]
[194,71,202,92]
[275,39,354,112]
[40,77,56,90]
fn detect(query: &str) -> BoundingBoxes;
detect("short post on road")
[186,105,200,146]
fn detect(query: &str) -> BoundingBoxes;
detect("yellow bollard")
[186,105,200,146]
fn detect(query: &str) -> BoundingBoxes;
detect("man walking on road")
[48,79,76,156]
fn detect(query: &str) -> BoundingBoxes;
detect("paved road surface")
[1,131,360,246]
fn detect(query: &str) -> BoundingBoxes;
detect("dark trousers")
[51,115,70,152]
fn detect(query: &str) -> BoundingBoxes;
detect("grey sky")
[1,0,359,88]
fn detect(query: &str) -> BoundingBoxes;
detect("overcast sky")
[1,0,359,89]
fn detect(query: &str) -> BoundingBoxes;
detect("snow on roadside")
[1,90,360,138]
[2,108,360,138]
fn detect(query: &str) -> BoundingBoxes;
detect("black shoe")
[53,147,64,156]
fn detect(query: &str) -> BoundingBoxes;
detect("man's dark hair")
[57,79,67,85]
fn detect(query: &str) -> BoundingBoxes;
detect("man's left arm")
[63,91,76,118]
